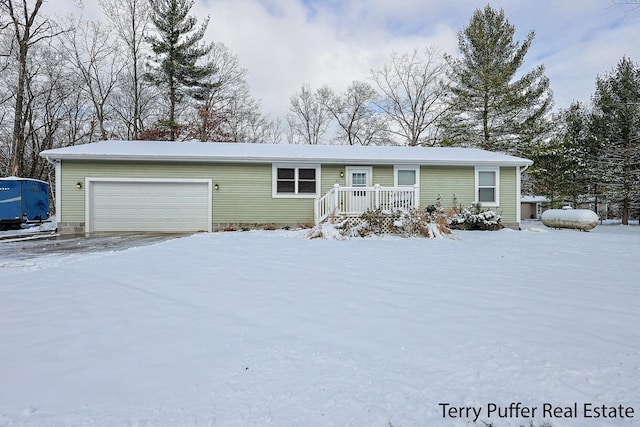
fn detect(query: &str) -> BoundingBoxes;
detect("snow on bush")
[305,221,348,240]
[308,201,504,240]
[392,207,453,238]
[448,204,502,231]
[356,205,453,239]
[306,216,348,240]
[358,207,394,236]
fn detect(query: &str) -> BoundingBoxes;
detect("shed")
[520,195,550,220]
[40,141,533,233]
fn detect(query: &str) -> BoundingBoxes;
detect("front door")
[346,167,372,214]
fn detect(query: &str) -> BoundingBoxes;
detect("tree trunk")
[9,42,27,176]
[131,10,141,139]
[482,92,490,150]
[7,0,45,176]
[169,75,177,141]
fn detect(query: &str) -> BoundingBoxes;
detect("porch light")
[340,171,344,178]
[214,183,219,190]
[76,182,82,189]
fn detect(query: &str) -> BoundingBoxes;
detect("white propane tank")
[541,207,599,231]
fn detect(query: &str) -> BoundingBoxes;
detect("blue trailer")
[0,177,50,230]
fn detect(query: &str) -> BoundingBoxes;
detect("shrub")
[358,207,397,236]
[448,203,503,231]
[357,205,453,239]
[305,213,349,240]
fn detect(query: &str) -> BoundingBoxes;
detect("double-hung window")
[272,164,320,197]
[475,167,500,207]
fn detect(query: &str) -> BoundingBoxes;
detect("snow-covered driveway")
[0,232,188,261]
[1,224,639,426]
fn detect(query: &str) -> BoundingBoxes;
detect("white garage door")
[87,179,211,232]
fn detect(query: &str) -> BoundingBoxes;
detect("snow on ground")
[0,223,639,426]
[0,216,57,238]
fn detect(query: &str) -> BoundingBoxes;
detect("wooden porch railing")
[314,184,419,225]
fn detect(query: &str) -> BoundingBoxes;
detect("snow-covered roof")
[521,196,550,203]
[0,176,48,184]
[40,140,533,167]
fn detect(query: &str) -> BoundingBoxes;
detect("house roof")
[40,140,533,167]
[521,196,550,203]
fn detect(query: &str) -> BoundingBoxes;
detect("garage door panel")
[88,180,211,232]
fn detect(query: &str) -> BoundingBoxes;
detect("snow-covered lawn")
[1,224,639,426]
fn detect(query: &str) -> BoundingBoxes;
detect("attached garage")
[86,178,212,233]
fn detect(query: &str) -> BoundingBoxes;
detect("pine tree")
[591,57,640,224]
[442,5,552,156]
[145,0,214,141]
[528,102,602,208]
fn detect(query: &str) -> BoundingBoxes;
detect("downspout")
[516,164,530,230]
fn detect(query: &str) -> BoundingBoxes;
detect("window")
[475,167,499,206]
[351,172,367,186]
[394,166,419,187]
[276,168,295,193]
[272,164,320,197]
[346,167,372,199]
[297,168,317,193]
[397,170,416,186]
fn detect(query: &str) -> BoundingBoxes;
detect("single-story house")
[520,195,550,220]
[40,141,533,233]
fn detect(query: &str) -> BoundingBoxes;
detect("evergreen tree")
[442,5,553,156]
[591,57,640,225]
[528,102,602,208]
[145,0,214,141]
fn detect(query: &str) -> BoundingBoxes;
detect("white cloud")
[47,0,640,118]
[197,0,459,117]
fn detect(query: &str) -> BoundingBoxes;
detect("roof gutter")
[43,154,58,167]
[38,153,533,168]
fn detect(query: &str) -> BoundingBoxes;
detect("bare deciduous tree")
[98,0,149,139]
[371,47,449,146]
[1,0,59,175]
[318,81,388,145]
[185,42,277,143]
[1,37,94,181]
[287,84,331,145]
[61,18,124,141]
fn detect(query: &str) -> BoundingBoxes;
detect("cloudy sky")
[54,0,639,120]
